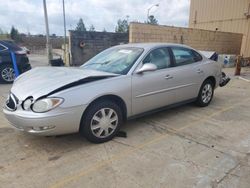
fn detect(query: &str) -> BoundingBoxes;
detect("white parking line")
[238,77,250,83]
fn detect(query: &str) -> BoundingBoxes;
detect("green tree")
[0,28,3,34]
[115,19,129,33]
[10,26,21,42]
[75,18,86,31]
[89,24,95,32]
[148,15,158,25]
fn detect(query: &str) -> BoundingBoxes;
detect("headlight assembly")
[22,98,33,110]
[31,98,64,113]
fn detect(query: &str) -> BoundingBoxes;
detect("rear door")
[168,46,206,102]
[0,45,5,63]
[0,44,10,63]
[0,43,11,63]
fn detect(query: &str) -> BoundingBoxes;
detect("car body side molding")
[135,83,196,98]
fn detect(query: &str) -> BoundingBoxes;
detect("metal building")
[189,0,250,57]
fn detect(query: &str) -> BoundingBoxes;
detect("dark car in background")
[0,40,31,83]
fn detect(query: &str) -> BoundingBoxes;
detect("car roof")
[0,40,22,51]
[113,43,208,59]
[115,43,193,50]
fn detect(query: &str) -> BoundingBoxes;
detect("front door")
[131,47,176,115]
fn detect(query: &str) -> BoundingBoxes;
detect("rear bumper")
[18,62,31,73]
[17,60,31,74]
[16,55,31,73]
[219,72,230,87]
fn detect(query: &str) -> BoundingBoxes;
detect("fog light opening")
[32,125,55,131]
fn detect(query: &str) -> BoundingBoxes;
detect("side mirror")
[136,63,157,74]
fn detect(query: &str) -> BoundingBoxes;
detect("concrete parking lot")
[0,55,250,188]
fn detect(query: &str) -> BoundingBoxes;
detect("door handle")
[196,69,204,74]
[165,75,173,80]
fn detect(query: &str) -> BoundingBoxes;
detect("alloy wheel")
[201,83,213,103]
[1,67,15,82]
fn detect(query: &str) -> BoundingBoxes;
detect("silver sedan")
[3,43,229,143]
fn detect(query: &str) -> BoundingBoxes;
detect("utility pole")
[43,0,52,64]
[62,0,67,65]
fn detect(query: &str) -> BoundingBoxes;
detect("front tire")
[0,64,15,83]
[80,100,123,143]
[196,80,214,107]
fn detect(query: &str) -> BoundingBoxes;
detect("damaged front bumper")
[219,72,230,87]
[3,105,86,136]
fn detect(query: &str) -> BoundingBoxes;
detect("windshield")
[81,47,143,74]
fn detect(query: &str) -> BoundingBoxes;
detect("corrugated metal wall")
[189,0,250,57]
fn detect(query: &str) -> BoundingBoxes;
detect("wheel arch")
[204,76,216,88]
[79,94,127,130]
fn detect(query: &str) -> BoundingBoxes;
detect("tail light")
[15,50,26,55]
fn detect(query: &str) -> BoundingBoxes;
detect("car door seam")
[135,83,195,98]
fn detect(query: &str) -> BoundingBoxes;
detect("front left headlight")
[23,98,33,110]
[31,98,64,113]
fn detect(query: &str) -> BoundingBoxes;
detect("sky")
[0,0,190,36]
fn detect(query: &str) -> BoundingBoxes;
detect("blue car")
[0,40,31,83]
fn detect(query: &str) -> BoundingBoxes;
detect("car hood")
[11,67,118,100]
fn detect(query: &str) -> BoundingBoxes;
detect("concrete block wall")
[20,36,65,53]
[69,31,128,66]
[129,23,243,55]
[0,35,65,54]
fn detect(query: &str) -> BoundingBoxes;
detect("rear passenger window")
[192,50,203,62]
[172,47,201,66]
[143,48,171,70]
[0,45,5,51]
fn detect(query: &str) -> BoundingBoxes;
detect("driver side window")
[143,48,171,70]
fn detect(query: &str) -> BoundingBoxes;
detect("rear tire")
[80,100,123,143]
[196,79,214,107]
[0,64,15,83]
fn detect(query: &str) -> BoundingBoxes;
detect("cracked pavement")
[0,55,250,188]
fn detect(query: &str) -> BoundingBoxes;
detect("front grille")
[5,93,18,111]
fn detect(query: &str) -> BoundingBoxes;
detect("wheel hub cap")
[201,84,212,103]
[90,108,118,138]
